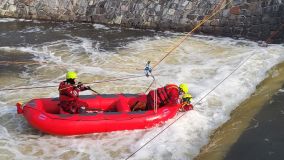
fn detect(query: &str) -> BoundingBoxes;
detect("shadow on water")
[0,20,163,50]
[0,50,35,76]
[0,109,41,138]
[0,21,70,47]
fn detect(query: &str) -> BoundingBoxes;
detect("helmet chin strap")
[178,89,184,95]
[66,79,76,85]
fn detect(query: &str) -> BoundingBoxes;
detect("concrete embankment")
[0,0,283,43]
[195,62,284,160]
[224,84,284,160]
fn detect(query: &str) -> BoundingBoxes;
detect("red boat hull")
[18,94,180,136]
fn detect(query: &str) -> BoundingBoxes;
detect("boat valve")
[144,61,152,77]
[16,102,23,114]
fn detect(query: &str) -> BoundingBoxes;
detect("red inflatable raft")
[17,94,182,136]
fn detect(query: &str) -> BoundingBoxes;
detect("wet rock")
[210,19,219,26]
[0,0,283,43]
[222,9,230,17]
[8,4,16,12]
[8,0,15,5]
[230,6,241,15]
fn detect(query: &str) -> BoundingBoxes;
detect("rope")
[0,75,146,92]
[125,4,284,157]
[0,73,172,92]
[152,0,233,70]
[124,44,258,160]
[0,85,57,91]
[89,75,146,84]
[154,79,158,113]
[125,0,233,159]
[0,60,143,70]
[0,60,47,65]
[144,77,156,93]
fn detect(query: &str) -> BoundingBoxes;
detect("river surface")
[0,18,284,160]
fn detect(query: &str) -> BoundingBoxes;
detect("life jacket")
[58,81,80,102]
[148,84,179,108]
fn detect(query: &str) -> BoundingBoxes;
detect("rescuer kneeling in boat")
[132,83,193,111]
[58,71,91,114]
[147,83,191,110]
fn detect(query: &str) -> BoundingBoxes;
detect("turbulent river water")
[0,18,283,160]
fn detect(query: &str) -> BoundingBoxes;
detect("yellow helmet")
[66,71,77,79]
[182,93,192,104]
[182,93,192,99]
[179,83,189,93]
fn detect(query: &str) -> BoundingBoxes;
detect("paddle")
[88,87,99,94]
[77,82,99,94]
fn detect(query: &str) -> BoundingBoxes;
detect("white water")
[0,18,31,23]
[0,19,284,160]
[93,24,110,30]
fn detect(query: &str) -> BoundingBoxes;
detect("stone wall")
[0,0,283,43]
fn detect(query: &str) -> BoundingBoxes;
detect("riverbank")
[195,62,284,160]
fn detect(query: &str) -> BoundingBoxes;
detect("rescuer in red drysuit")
[146,84,180,109]
[131,83,193,111]
[58,71,91,114]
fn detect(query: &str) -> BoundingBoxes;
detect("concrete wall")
[0,0,283,43]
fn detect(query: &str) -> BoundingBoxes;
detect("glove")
[179,104,193,112]
[77,82,83,87]
[183,104,193,111]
